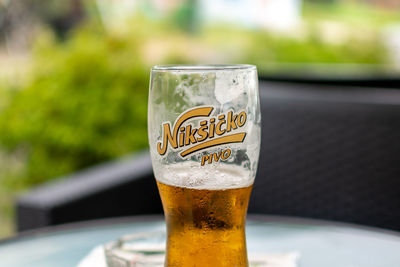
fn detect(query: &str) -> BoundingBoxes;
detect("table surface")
[1,215,400,267]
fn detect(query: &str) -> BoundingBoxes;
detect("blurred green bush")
[0,24,152,188]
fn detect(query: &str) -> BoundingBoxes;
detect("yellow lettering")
[157,107,248,158]
[213,151,222,162]
[157,107,213,155]
[226,111,238,132]
[197,123,208,142]
[209,118,215,139]
[201,155,209,166]
[216,115,226,135]
[221,149,231,160]
[157,123,176,155]
[185,124,197,145]
[237,111,246,127]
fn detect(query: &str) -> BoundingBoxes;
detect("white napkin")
[77,245,300,267]
[77,246,107,267]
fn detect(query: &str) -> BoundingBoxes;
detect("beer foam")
[155,162,254,190]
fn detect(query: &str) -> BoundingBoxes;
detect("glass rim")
[151,64,256,72]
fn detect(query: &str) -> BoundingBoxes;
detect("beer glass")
[148,65,261,267]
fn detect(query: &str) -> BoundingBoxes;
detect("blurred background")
[0,0,400,239]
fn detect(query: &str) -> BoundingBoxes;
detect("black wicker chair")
[17,80,400,231]
[250,81,400,230]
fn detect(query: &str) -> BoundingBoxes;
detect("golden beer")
[157,181,253,267]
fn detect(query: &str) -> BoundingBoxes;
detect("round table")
[1,215,399,267]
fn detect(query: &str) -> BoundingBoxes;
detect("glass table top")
[1,215,399,267]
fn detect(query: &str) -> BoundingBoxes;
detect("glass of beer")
[148,65,261,267]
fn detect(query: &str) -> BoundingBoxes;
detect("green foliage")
[245,30,386,65]
[304,1,400,28]
[0,25,151,188]
[202,23,386,67]
[0,183,14,236]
